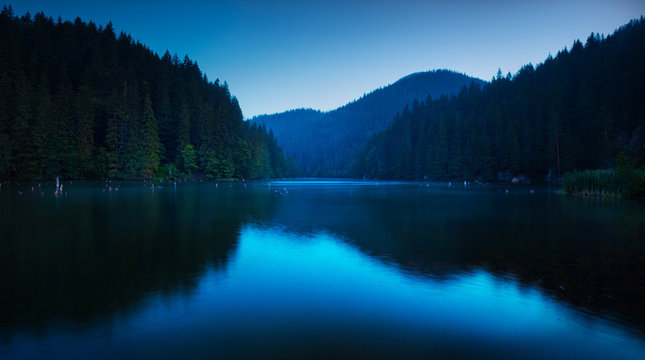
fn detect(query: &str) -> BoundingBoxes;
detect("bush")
[562,168,645,198]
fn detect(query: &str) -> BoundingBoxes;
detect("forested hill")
[251,70,484,177]
[0,7,290,180]
[353,17,645,181]
[250,108,325,155]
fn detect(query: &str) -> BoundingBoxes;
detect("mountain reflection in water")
[1,180,644,359]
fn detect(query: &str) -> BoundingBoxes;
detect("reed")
[562,168,645,198]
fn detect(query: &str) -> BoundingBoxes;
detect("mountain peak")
[253,70,484,176]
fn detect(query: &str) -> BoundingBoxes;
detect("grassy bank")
[562,168,645,199]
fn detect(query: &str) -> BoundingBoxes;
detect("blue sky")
[7,0,645,118]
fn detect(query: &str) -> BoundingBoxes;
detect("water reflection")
[0,182,262,332]
[265,183,645,332]
[1,180,645,359]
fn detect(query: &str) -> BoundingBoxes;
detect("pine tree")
[31,74,52,178]
[75,79,94,177]
[140,94,162,178]
[180,143,197,176]
[9,69,33,178]
[105,90,122,178]
[48,69,77,178]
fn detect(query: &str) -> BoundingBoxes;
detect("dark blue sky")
[8,0,645,118]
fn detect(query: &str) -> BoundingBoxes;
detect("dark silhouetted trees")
[353,18,645,181]
[0,7,290,180]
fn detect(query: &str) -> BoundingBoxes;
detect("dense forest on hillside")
[353,18,645,182]
[0,7,291,180]
[252,70,484,177]
[250,108,324,165]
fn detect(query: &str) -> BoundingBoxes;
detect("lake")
[1,179,645,359]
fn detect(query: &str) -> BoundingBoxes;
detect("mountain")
[251,108,325,155]
[251,70,485,176]
[0,7,290,180]
[353,17,645,182]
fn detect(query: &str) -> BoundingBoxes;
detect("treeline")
[353,18,645,182]
[0,7,291,180]
[253,70,483,177]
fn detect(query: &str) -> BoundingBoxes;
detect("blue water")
[1,180,644,359]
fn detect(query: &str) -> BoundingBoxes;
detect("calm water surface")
[1,180,645,359]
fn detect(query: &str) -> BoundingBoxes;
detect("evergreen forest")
[0,7,291,180]
[353,18,645,182]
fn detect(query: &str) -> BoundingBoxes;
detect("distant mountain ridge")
[251,70,485,176]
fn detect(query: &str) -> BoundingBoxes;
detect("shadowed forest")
[0,7,291,181]
[257,18,645,189]
[1,7,644,195]
[351,19,645,182]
